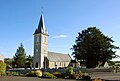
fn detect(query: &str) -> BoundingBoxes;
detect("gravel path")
[91,72,120,80]
[1,72,120,81]
[0,76,77,81]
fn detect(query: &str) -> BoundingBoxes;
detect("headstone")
[104,62,109,68]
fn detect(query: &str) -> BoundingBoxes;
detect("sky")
[0,0,120,60]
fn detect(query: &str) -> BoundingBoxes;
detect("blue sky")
[0,0,120,60]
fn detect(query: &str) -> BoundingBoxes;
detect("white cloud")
[52,35,68,38]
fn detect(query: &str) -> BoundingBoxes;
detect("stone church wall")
[48,61,70,69]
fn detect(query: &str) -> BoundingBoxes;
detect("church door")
[35,62,38,68]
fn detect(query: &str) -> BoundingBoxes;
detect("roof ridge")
[48,52,71,62]
[48,51,67,55]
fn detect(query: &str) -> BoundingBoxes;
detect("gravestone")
[104,62,109,68]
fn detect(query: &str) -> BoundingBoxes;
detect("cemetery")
[1,59,120,81]
[1,66,120,81]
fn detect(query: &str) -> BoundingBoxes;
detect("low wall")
[74,68,113,73]
[7,68,117,75]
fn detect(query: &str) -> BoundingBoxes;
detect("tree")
[13,43,26,68]
[25,55,32,68]
[72,27,119,68]
[0,62,6,76]
[4,58,13,69]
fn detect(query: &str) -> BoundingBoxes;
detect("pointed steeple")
[34,14,48,35]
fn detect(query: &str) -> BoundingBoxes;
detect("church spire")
[34,14,48,35]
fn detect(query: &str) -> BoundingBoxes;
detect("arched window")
[64,63,66,67]
[36,36,39,42]
[45,37,46,42]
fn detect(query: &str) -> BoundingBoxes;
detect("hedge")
[0,62,6,76]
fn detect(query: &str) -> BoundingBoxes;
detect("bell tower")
[33,14,48,69]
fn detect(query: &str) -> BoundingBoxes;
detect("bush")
[0,62,6,76]
[35,70,42,77]
[82,75,91,80]
[66,67,74,76]
[6,71,19,76]
[42,72,56,79]
[26,71,36,77]
[65,70,91,80]
[52,71,61,78]
[72,70,83,79]
[82,73,91,80]
[26,70,42,77]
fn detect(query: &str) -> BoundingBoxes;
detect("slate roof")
[48,52,71,62]
[34,14,48,35]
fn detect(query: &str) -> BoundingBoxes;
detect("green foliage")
[52,71,61,78]
[72,27,119,68]
[25,55,32,68]
[72,70,83,79]
[25,70,91,80]
[13,43,26,68]
[4,58,13,69]
[6,71,19,76]
[65,67,75,79]
[96,61,103,68]
[112,65,119,69]
[82,75,91,80]
[35,70,42,77]
[26,71,36,77]
[0,62,6,76]
[65,69,91,80]
[42,72,56,79]
[26,70,42,77]
[108,60,115,66]
[66,67,74,76]
[71,71,91,80]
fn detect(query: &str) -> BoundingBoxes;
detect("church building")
[33,14,71,69]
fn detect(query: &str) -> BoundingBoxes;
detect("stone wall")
[48,61,70,69]
[8,68,116,75]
